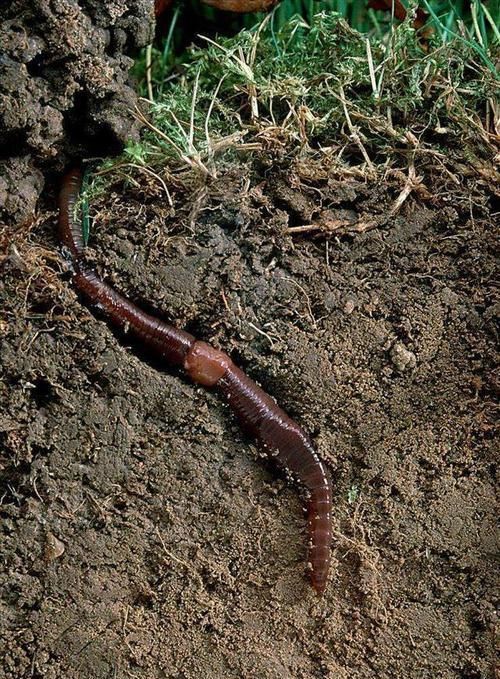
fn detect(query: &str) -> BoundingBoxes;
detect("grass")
[152,0,500,51]
[92,1,498,210]
[142,0,500,86]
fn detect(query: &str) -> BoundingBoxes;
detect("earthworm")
[59,168,332,594]
[154,0,279,17]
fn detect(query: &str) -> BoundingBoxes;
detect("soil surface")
[1,151,498,678]
[0,0,154,226]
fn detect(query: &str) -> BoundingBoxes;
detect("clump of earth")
[0,0,154,225]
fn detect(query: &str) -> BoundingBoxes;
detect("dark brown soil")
[0,152,498,678]
[0,0,154,226]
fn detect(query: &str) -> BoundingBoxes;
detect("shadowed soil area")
[0,154,497,677]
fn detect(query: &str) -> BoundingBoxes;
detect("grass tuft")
[92,6,498,213]
[123,12,498,166]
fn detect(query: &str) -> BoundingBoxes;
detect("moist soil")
[0,154,498,679]
[0,0,154,226]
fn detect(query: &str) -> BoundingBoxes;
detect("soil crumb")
[0,0,154,225]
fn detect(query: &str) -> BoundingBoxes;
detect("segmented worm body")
[59,168,332,594]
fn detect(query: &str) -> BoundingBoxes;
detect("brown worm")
[154,0,279,17]
[59,168,332,594]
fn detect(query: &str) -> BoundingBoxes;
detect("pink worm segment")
[59,168,333,594]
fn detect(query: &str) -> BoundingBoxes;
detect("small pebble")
[44,533,65,561]
[343,298,355,315]
[390,342,417,372]
[441,286,459,306]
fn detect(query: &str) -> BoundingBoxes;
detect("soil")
[0,0,154,226]
[0,148,498,678]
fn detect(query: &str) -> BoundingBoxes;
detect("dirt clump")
[0,0,154,226]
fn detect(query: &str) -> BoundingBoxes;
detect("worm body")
[216,365,332,593]
[59,168,332,594]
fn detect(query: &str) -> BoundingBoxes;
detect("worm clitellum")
[59,168,333,594]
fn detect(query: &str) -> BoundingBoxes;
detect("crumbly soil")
[0,149,498,679]
[0,0,154,226]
